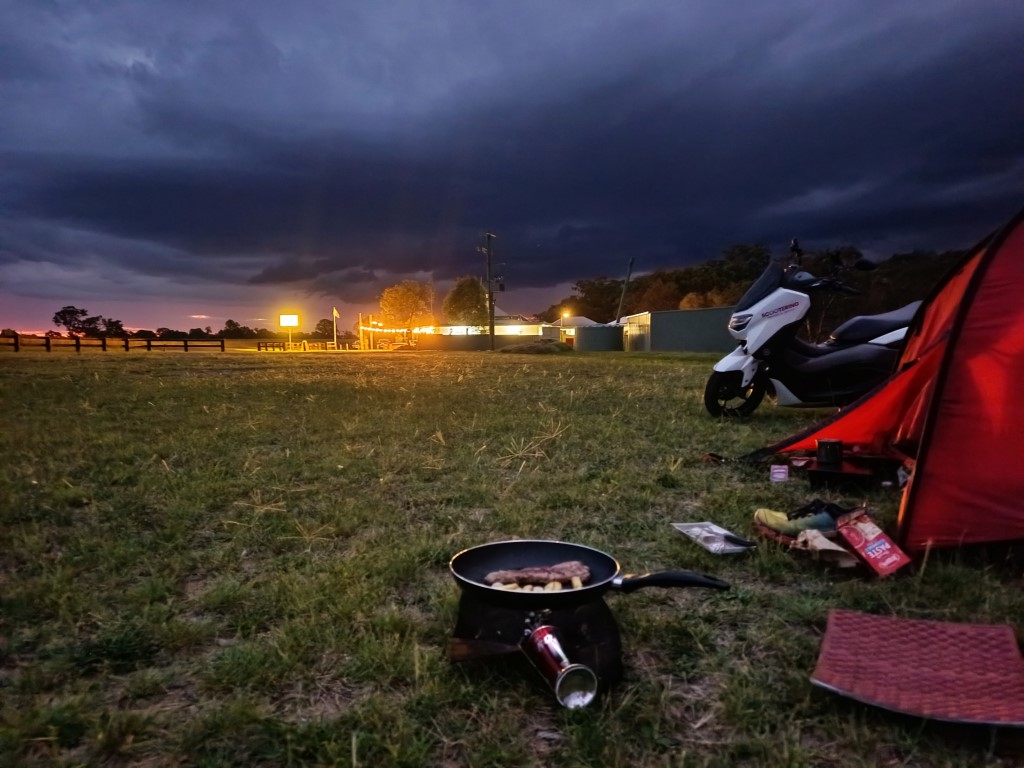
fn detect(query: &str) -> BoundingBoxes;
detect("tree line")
[534,243,964,341]
[534,243,962,325]
[34,308,347,342]
[13,242,963,343]
[372,242,965,342]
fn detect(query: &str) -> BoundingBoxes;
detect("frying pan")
[449,539,730,609]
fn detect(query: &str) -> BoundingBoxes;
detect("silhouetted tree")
[718,244,772,284]
[78,316,103,337]
[540,276,623,323]
[51,305,126,337]
[679,292,712,309]
[52,306,89,336]
[633,272,681,312]
[442,276,488,325]
[219,319,257,339]
[379,280,435,330]
[156,327,188,340]
[101,317,125,337]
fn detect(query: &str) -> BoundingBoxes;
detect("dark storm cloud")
[2,0,1023,316]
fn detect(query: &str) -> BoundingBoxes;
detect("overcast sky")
[2,0,1023,333]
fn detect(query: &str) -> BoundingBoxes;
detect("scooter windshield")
[735,262,785,311]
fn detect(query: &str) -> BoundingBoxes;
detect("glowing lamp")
[279,314,299,349]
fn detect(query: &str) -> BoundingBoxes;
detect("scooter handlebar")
[834,282,860,295]
[820,278,859,295]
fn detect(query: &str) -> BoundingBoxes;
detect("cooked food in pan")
[484,560,590,591]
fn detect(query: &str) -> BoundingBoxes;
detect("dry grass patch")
[2,352,1023,766]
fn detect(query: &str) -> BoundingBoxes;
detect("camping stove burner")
[447,590,623,692]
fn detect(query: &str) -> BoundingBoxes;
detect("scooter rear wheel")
[704,370,767,418]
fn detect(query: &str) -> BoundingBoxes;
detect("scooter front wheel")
[704,370,767,418]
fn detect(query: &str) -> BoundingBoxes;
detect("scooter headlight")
[728,313,753,332]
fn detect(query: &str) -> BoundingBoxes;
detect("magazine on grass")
[673,522,755,554]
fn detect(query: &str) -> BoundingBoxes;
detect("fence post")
[124,336,129,351]
[147,339,152,351]
[184,339,189,352]
[45,336,51,352]
[220,339,225,351]
[75,337,81,353]
[13,334,19,353]
[101,336,107,351]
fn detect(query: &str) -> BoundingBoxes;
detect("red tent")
[752,206,1024,553]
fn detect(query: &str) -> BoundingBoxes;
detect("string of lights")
[358,324,407,334]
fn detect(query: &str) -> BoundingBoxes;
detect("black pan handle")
[613,571,731,593]
[723,533,756,548]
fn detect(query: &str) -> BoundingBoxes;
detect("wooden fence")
[0,335,225,352]
[256,340,342,351]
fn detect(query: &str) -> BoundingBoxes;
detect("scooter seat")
[830,301,921,345]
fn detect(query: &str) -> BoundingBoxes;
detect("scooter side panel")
[771,343,899,405]
[712,347,760,387]
[740,289,811,352]
[768,379,803,406]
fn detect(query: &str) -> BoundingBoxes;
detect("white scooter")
[704,239,920,417]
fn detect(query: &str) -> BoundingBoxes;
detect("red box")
[836,510,912,577]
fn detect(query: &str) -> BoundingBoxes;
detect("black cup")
[816,439,843,467]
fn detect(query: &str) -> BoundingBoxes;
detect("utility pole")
[615,256,635,324]
[483,232,496,350]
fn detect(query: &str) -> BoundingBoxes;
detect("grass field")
[2,350,1022,767]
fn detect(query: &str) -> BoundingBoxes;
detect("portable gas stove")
[446,589,624,694]
[445,538,730,706]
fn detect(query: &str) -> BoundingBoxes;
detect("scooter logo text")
[761,301,800,319]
